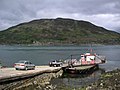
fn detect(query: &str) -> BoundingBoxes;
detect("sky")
[0,0,120,32]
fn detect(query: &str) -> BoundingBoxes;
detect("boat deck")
[69,65,96,70]
[63,64,99,74]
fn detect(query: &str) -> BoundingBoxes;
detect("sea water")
[0,45,120,88]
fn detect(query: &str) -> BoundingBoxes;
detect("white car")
[14,60,35,70]
[49,60,63,67]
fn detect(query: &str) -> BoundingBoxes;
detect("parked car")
[49,60,63,67]
[14,60,35,70]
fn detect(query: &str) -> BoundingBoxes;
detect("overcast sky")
[0,0,120,32]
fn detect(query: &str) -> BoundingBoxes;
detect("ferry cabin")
[81,53,95,65]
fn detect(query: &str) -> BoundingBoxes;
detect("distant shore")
[1,43,120,47]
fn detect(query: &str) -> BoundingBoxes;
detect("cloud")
[0,0,120,32]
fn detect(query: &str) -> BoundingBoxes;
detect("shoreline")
[85,68,120,90]
[0,44,120,47]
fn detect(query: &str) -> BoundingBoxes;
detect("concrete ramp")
[0,66,61,83]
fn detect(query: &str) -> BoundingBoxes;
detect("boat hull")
[63,64,99,74]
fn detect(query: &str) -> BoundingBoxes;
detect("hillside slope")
[0,18,120,45]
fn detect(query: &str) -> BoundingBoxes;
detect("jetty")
[0,64,99,83]
[0,66,61,83]
[0,64,99,89]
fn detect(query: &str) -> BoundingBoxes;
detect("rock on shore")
[86,69,120,90]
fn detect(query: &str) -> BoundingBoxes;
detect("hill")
[0,18,120,45]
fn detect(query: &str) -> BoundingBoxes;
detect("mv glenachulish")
[63,49,106,74]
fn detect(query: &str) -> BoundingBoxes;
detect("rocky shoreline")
[86,69,120,90]
[49,69,120,90]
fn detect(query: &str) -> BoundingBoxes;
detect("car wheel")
[33,66,35,70]
[49,64,51,67]
[25,67,28,70]
[16,68,18,70]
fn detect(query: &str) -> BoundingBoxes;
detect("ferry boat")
[68,50,105,66]
[64,50,106,74]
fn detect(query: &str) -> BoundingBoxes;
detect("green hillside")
[0,18,120,45]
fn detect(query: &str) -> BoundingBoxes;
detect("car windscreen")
[18,61,25,63]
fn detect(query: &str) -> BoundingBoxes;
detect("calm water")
[0,45,120,71]
[0,45,120,89]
